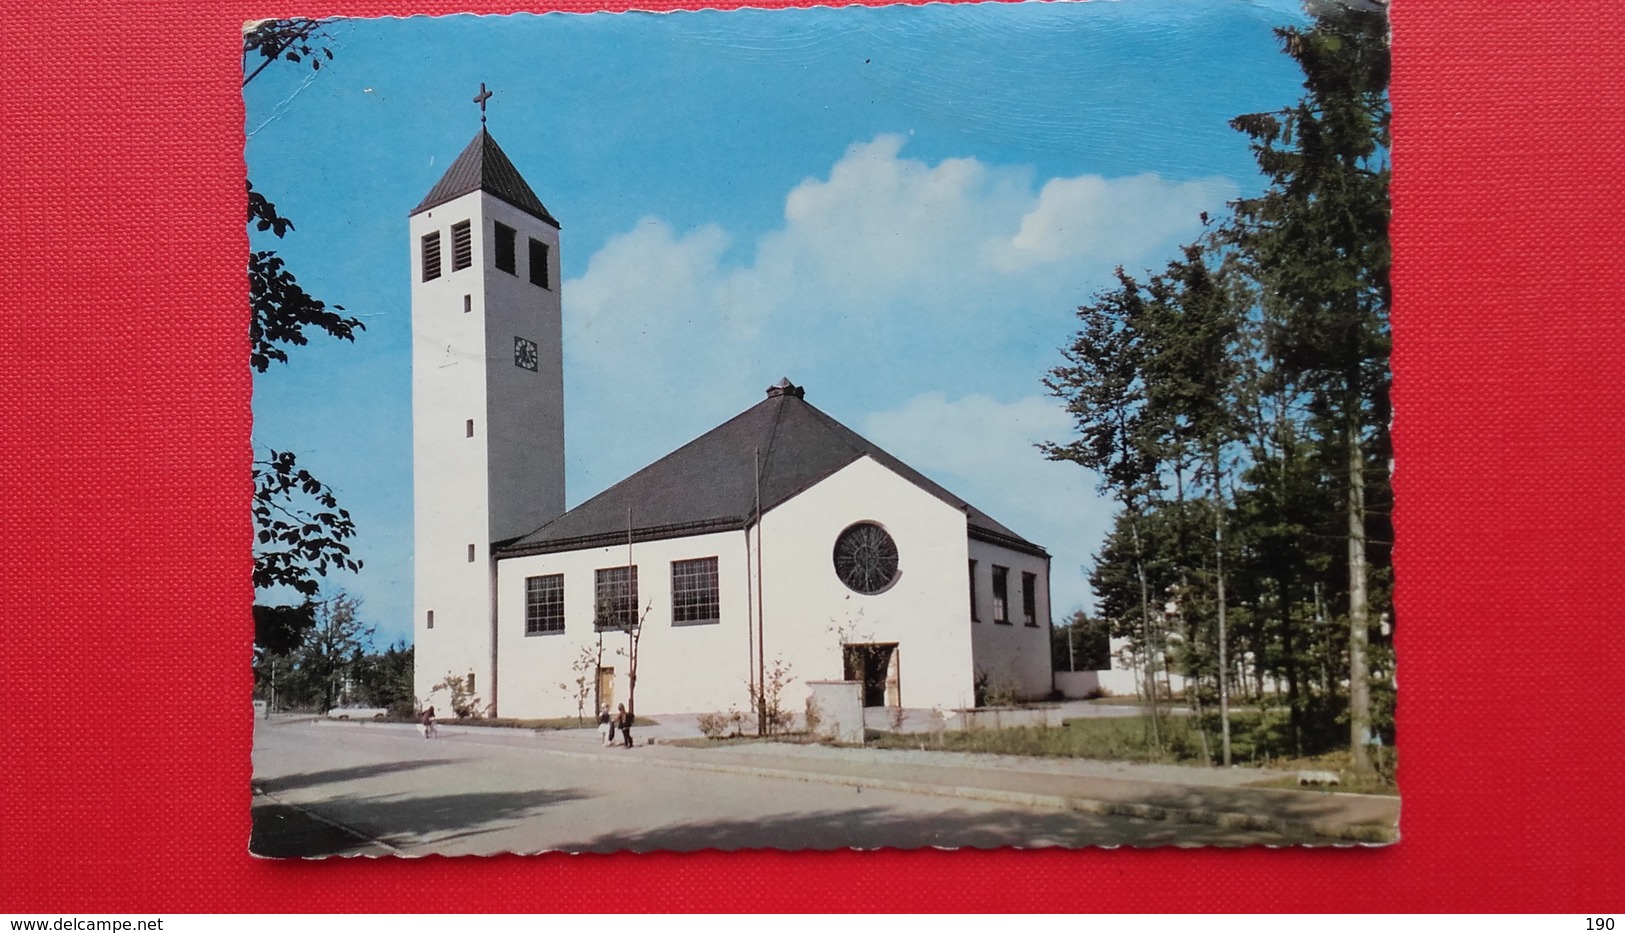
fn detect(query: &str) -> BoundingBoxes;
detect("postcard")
[246,0,1396,855]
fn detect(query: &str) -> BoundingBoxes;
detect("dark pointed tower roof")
[497,380,1047,558]
[411,129,559,227]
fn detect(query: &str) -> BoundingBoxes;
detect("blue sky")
[247,0,1311,648]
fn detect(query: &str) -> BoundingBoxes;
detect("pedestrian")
[597,706,612,746]
[421,704,437,739]
[617,703,633,748]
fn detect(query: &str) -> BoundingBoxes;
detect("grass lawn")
[865,711,1397,791]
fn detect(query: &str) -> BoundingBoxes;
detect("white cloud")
[861,391,1115,617]
[996,173,1232,272]
[565,133,1234,346]
[560,134,1226,556]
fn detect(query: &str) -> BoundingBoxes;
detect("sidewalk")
[420,716,1399,844]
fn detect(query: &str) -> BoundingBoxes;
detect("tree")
[243,18,337,87]
[245,18,366,609]
[1043,270,1171,744]
[1140,243,1245,764]
[253,600,315,656]
[351,642,415,717]
[596,594,649,718]
[252,449,362,597]
[1052,611,1111,673]
[561,643,601,725]
[299,592,375,712]
[1220,3,1391,776]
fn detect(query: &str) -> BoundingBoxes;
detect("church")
[410,125,1054,720]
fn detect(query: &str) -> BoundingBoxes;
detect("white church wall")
[756,455,977,714]
[494,529,753,718]
[412,187,567,714]
[966,538,1053,703]
[412,189,499,709]
[479,193,565,543]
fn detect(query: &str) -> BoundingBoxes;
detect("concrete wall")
[479,194,565,543]
[1054,669,1102,698]
[488,455,1002,718]
[755,456,978,714]
[412,189,566,714]
[412,190,497,712]
[495,529,749,718]
[942,705,1062,731]
[967,538,1053,702]
[806,681,864,744]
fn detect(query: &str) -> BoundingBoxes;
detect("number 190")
[1587,919,1614,931]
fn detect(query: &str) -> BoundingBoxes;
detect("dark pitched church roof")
[497,379,1047,559]
[410,129,559,227]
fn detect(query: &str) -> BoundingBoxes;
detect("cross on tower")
[473,82,492,126]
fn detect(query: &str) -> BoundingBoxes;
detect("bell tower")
[410,111,565,714]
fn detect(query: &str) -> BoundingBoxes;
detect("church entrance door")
[842,643,898,708]
[596,666,614,713]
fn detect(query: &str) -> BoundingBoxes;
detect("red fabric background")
[2,0,1621,913]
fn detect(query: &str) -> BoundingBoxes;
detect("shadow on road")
[252,786,597,858]
[255,758,458,795]
[563,800,1324,852]
[251,802,380,859]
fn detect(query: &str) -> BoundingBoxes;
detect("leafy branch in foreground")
[253,449,362,597]
[246,20,366,603]
[243,18,339,88]
[247,181,364,373]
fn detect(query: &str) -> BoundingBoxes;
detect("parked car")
[327,704,389,720]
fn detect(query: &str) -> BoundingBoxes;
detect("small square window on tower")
[421,231,442,281]
[426,609,435,630]
[467,543,477,562]
[529,238,549,289]
[451,220,472,271]
[466,418,474,437]
[463,294,471,314]
[494,221,517,274]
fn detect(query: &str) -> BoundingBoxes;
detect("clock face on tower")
[832,521,900,594]
[513,336,539,372]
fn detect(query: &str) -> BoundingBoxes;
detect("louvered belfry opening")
[451,220,472,271]
[421,231,442,281]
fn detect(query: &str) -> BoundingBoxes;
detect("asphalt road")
[252,719,1313,856]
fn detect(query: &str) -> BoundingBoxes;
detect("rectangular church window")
[1022,571,1038,626]
[992,565,1010,624]
[671,557,720,626]
[463,293,471,314]
[595,565,638,631]
[529,238,549,288]
[466,419,474,438]
[451,220,472,271]
[525,574,565,635]
[426,610,434,630]
[494,221,517,274]
[969,559,980,622]
[421,231,441,281]
[468,543,477,562]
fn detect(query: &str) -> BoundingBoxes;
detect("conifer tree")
[1222,3,1391,775]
